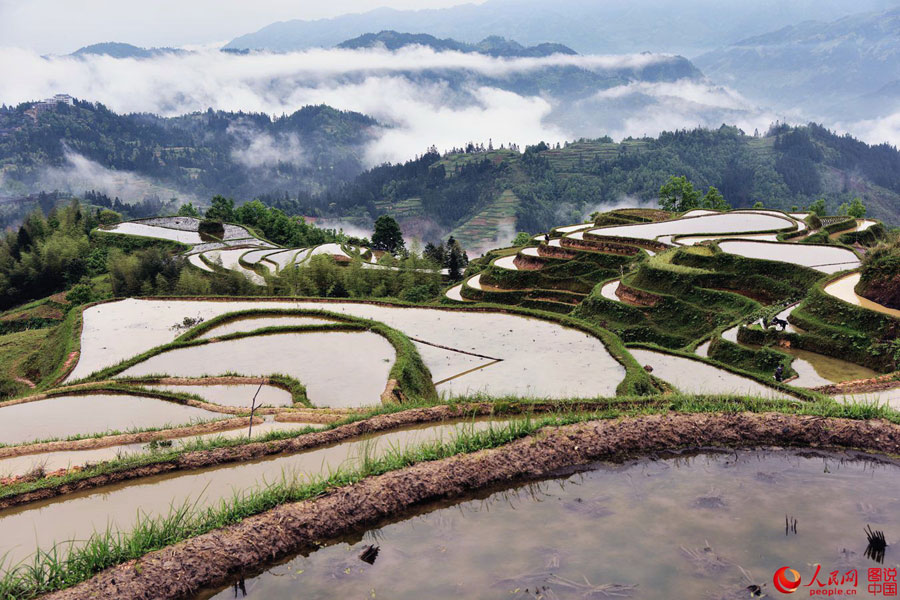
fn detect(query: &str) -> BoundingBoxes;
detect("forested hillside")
[313,124,900,251]
[0,99,379,200]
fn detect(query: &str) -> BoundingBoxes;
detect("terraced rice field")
[144,384,295,407]
[824,273,900,318]
[102,222,203,245]
[0,394,224,445]
[0,417,319,478]
[119,332,395,408]
[716,240,860,273]
[194,315,335,339]
[588,211,795,241]
[70,299,626,399]
[629,349,791,398]
[0,421,507,567]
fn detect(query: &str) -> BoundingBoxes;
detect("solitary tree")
[701,186,730,211]
[808,198,827,216]
[658,176,700,212]
[372,215,405,254]
[447,238,465,281]
[177,203,200,217]
[847,197,866,218]
[205,195,235,222]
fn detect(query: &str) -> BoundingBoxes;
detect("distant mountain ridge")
[338,31,577,58]
[70,42,186,59]
[695,7,900,119]
[223,0,898,55]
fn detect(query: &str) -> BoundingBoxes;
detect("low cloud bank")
[0,44,895,174]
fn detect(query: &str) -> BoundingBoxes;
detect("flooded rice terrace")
[0,420,507,568]
[200,449,900,599]
[0,394,224,445]
[72,299,625,398]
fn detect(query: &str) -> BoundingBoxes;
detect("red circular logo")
[774,566,802,594]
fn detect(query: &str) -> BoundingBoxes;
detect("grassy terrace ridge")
[4,396,900,598]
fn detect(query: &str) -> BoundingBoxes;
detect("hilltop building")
[25,94,74,121]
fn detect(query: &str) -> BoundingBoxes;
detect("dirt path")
[42,411,900,600]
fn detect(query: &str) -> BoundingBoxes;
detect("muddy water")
[200,449,900,599]
[521,247,540,257]
[466,274,484,290]
[770,347,879,387]
[195,315,335,339]
[694,340,710,357]
[0,418,321,478]
[717,240,860,274]
[145,384,294,408]
[75,299,625,399]
[118,332,394,408]
[0,395,224,446]
[411,342,498,384]
[0,420,510,568]
[824,273,900,319]
[629,349,791,398]
[590,212,793,241]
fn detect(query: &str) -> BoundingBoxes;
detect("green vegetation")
[658,175,730,211]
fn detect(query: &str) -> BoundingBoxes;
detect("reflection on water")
[201,449,900,599]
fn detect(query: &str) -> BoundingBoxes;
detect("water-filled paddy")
[118,332,394,408]
[444,283,466,302]
[717,240,860,274]
[73,299,625,398]
[770,346,879,387]
[589,211,793,241]
[199,449,900,599]
[599,280,620,302]
[194,315,335,339]
[0,394,224,445]
[493,255,519,270]
[145,384,294,407]
[187,253,215,272]
[674,232,780,245]
[0,420,508,568]
[0,417,320,478]
[204,249,265,284]
[824,273,900,319]
[629,349,791,398]
[103,222,203,245]
[555,223,593,233]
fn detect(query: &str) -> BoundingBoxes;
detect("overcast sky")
[0,0,486,54]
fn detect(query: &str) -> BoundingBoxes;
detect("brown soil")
[537,244,578,260]
[858,274,900,310]
[616,282,660,307]
[560,236,642,256]
[512,254,546,271]
[43,411,900,600]
[814,372,900,396]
